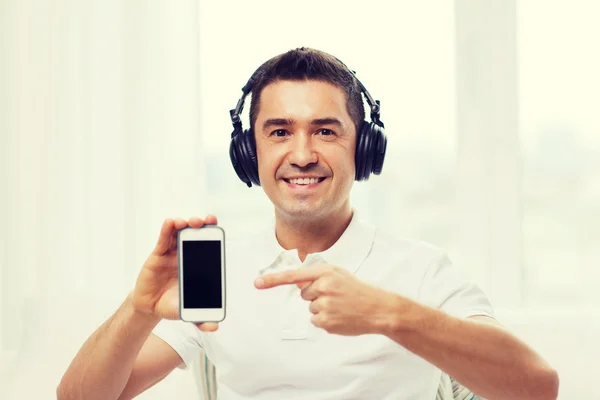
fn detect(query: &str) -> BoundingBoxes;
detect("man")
[57,47,559,400]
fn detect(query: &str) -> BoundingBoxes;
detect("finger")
[255,266,326,289]
[188,215,217,229]
[311,313,325,328]
[308,298,324,314]
[173,218,188,230]
[204,214,218,225]
[300,281,323,301]
[187,217,206,229]
[195,322,219,332]
[296,281,312,289]
[168,218,189,251]
[153,219,175,256]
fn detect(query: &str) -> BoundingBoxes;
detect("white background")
[1,0,598,398]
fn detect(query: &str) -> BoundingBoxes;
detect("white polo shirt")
[152,210,495,400]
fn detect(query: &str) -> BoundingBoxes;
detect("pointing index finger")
[255,266,325,289]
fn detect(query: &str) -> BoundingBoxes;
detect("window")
[518,1,600,309]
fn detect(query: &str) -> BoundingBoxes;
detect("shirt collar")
[257,209,376,276]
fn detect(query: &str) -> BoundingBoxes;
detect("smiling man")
[57,47,559,400]
[254,79,358,257]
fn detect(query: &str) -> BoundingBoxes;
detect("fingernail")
[255,278,264,288]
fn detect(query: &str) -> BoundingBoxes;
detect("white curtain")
[1,1,203,398]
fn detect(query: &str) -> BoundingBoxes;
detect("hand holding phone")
[131,216,219,332]
[177,225,226,323]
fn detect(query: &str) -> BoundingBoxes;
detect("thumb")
[195,322,219,332]
[153,218,175,256]
[171,295,180,316]
[296,280,312,289]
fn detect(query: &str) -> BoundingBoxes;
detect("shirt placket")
[277,251,303,340]
[280,254,326,340]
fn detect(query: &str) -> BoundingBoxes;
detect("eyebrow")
[262,117,344,131]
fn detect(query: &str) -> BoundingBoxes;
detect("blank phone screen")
[182,240,222,308]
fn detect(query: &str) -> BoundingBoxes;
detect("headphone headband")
[228,54,388,188]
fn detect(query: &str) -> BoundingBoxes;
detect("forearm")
[57,293,161,400]
[381,297,558,400]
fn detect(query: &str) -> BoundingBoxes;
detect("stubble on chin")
[276,198,328,221]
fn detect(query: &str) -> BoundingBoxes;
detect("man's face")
[254,79,356,221]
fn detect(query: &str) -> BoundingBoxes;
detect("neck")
[274,204,354,262]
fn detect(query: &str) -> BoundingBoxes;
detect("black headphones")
[229,59,387,188]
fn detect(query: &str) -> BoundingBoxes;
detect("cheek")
[256,144,283,181]
[328,151,356,185]
[340,148,357,176]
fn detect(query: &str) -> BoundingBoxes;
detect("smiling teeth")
[290,178,319,185]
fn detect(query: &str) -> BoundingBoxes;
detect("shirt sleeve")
[151,319,204,370]
[417,249,496,320]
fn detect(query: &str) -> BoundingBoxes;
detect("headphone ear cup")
[355,122,367,181]
[240,128,260,186]
[355,121,387,181]
[372,124,387,175]
[230,128,252,187]
[363,124,377,179]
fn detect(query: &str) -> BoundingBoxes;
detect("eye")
[318,129,334,136]
[271,129,289,137]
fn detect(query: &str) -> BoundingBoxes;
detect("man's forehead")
[256,80,351,125]
[260,79,346,99]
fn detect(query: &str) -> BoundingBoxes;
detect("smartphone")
[177,225,226,323]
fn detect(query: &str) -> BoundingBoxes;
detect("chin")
[277,203,328,220]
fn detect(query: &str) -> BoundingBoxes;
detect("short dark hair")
[248,47,365,134]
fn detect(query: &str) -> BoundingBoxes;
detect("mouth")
[282,176,327,189]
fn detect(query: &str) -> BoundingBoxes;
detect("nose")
[287,133,318,168]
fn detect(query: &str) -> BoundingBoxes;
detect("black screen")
[182,240,222,308]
